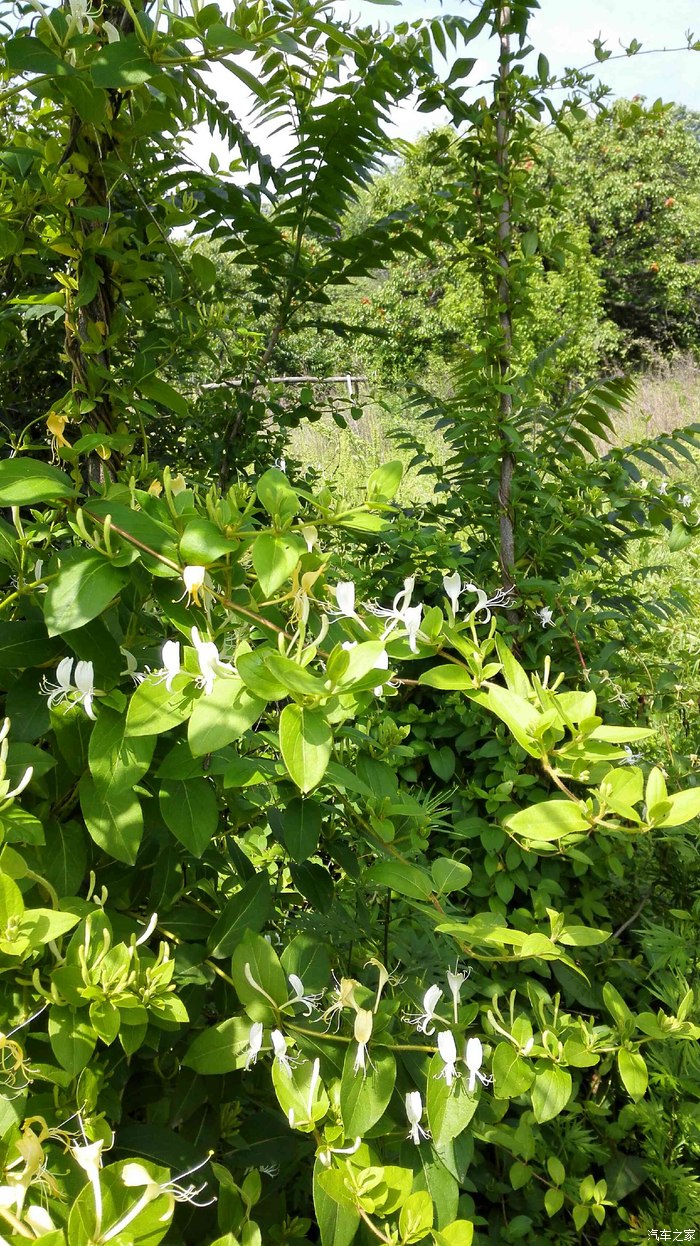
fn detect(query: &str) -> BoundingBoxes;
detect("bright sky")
[192,0,700,172]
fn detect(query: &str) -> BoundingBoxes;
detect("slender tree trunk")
[494,2,516,598]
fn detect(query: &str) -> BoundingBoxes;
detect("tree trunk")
[494,2,516,599]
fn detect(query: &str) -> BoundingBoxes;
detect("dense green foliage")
[0,3,699,1246]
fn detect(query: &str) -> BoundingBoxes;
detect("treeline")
[202,98,700,397]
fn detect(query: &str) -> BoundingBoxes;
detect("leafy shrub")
[1,455,700,1243]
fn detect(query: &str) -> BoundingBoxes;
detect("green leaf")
[264,652,327,697]
[281,797,322,862]
[418,665,474,691]
[364,860,433,900]
[366,460,403,502]
[432,1222,474,1246]
[340,1046,395,1135]
[290,862,334,913]
[36,819,87,897]
[230,930,287,1020]
[334,641,388,688]
[6,36,68,76]
[183,1017,252,1074]
[589,726,653,743]
[188,678,264,756]
[0,621,62,668]
[85,499,179,564]
[126,676,195,736]
[398,1191,433,1244]
[313,1162,360,1246]
[88,707,155,793]
[0,457,75,505]
[657,786,700,827]
[602,982,635,1033]
[504,799,590,842]
[252,533,305,597]
[179,518,235,564]
[431,858,472,894]
[544,1188,564,1217]
[256,468,299,523]
[0,873,24,926]
[79,774,143,865]
[237,649,288,700]
[279,704,332,793]
[547,1156,566,1185]
[531,1065,572,1123]
[617,1048,648,1100]
[44,551,127,635]
[91,36,156,87]
[159,777,218,856]
[209,876,272,957]
[48,1007,96,1078]
[425,1055,478,1147]
[280,934,331,992]
[491,1043,535,1099]
[484,685,542,756]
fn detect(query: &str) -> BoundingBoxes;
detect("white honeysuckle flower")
[119,648,143,685]
[102,19,120,41]
[73,660,96,720]
[41,658,97,720]
[353,1009,373,1076]
[287,974,324,1016]
[1,763,33,806]
[259,1163,280,1177]
[373,648,390,695]
[275,457,286,473]
[134,912,158,947]
[191,627,234,696]
[405,1091,429,1145]
[331,581,367,629]
[402,603,423,653]
[243,963,280,1009]
[658,479,668,495]
[446,964,470,1023]
[680,492,693,507]
[463,582,516,624]
[436,1030,459,1087]
[271,1029,294,1076]
[102,1156,213,1242]
[41,657,74,708]
[317,1136,361,1167]
[621,745,643,766]
[442,571,462,616]
[301,525,318,553]
[181,565,207,607]
[404,984,443,1036]
[71,1138,106,1236]
[67,0,96,35]
[23,1204,56,1236]
[638,478,649,491]
[322,975,359,1030]
[154,640,181,692]
[537,606,554,629]
[368,575,415,633]
[306,1057,321,1117]
[464,1036,491,1093]
[244,1022,264,1071]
